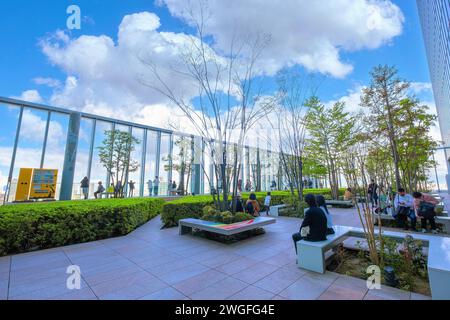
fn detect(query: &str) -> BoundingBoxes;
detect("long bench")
[325,200,354,208]
[371,211,450,235]
[179,217,276,236]
[296,225,450,299]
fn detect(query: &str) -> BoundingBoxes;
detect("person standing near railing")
[153,176,160,196]
[80,176,89,200]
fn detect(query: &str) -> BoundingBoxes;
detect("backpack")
[418,201,435,217]
[245,201,254,215]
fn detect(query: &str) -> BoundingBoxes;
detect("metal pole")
[123,126,133,197]
[432,151,441,193]
[168,133,174,196]
[87,118,96,180]
[4,106,24,204]
[60,112,81,201]
[40,111,51,169]
[106,122,115,189]
[140,129,147,197]
[155,131,161,196]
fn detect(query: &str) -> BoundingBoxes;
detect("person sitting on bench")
[393,188,416,231]
[94,181,105,199]
[316,195,335,235]
[292,194,327,254]
[413,192,439,234]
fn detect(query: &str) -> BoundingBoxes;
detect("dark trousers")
[420,213,436,230]
[369,193,378,207]
[292,232,305,255]
[396,214,416,230]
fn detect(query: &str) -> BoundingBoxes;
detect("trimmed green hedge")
[0,198,165,256]
[161,192,291,227]
[161,188,347,227]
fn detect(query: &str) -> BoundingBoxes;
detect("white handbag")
[300,226,310,237]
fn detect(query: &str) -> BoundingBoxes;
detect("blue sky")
[0,0,434,102]
[0,0,446,191]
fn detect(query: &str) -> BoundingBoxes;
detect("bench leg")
[179,225,192,235]
[269,207,279,217]
[297,243,326,274]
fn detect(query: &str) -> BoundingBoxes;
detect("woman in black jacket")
[292,194,328,254]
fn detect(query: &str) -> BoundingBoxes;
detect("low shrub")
[0,198,165,256]
[201,210,255,224]
[161,188,346,227]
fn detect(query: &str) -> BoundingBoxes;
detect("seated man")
[94,181,105,199]
[292,194,328,255]
[413,192,439,234]
[393,188,416,231]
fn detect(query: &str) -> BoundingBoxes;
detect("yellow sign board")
[15,168,58,201]
[30,169,58,200]
[15,168,33,202]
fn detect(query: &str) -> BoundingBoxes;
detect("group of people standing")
[79,176,139,199]
[146,177,160,197]
[368,180,440,234]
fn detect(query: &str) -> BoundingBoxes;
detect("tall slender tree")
[360,65,409,191]
[305,98,356,200]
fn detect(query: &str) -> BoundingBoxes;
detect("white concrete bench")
[179,217,276,236]
[436,216,450,234]
[269,204,287,217]
[371,212,450,235]
[326,200,354,207]
[296,226,351,273]
[296,225,450,299]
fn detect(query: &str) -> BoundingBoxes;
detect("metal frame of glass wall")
[0,96,288,203]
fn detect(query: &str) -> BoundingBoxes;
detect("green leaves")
[97,129,140,187]
[0,198,164,256]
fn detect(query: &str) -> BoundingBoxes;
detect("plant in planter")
[201,206,254,224]
[279,196,307,218]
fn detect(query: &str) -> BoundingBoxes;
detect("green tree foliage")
[396,98,438,192]
[361,65,410,190]
[305,97,356,199]
[97,130,140,197]
[361,65,438,193]
[164,136,193,195]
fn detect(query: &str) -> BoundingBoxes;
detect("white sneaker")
[421,229,427,233]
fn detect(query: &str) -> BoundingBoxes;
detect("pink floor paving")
[0,208,434,300]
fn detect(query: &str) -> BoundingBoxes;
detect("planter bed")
[326,246,431,296]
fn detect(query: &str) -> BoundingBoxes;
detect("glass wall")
[171,135,193,196]
[144,130,158,196]
[0,100,291,203]
[158,132,171,196]
[127,127,144,197]
[10,108,48,202]
[0,104,20,203]
[44,112,69,199]
[89,121,112,198]
[73,118,95,199]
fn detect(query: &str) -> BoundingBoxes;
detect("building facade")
[417,0,450,190]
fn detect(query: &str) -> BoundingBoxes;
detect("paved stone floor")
[0,207,433,300]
